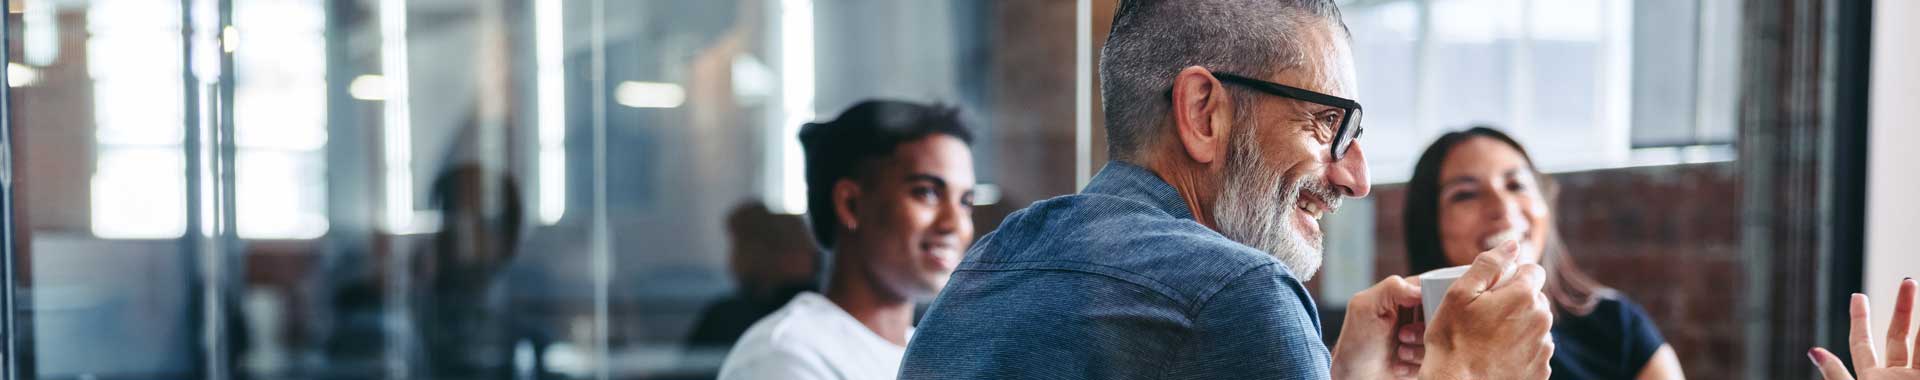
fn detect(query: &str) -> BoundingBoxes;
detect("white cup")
[1419,265,1472,323]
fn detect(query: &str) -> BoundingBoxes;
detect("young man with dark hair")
[719,99,977,380]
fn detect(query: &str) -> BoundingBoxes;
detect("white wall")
[1865,0,1920,337]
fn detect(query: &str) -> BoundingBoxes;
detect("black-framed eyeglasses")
[1211,72,1365,161]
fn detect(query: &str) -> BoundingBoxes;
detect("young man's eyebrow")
[905,173,949,189]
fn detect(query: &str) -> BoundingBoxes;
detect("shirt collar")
[1082,161,1197,222]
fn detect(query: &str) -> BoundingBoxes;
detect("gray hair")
[1099,0,1347,161]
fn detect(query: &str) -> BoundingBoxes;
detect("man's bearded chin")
[1213,132,1332,282]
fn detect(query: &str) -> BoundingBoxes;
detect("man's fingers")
[1533,338,1556,379]
[1395,343,1424,366]
[1448,241,1518,301]
[1398,322,1425,345]
[1380,275,1423,309]
[1482,264,1551,319]
[1811,347,1858,380]
[1850,293,1881,370]
[1888,278,1916,367]
[1502,263,1548,293]
[1392,363,1417,379]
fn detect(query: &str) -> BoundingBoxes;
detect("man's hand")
[1331,275,1423,380]
[1395,320,1426,376]
[1417,242,1555,380]
[1811,278,1920,380]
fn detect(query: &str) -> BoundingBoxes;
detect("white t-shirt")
[717,292,911,380]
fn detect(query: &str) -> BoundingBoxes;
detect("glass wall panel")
[5,0,1075,379]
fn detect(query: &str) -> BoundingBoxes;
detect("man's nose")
[933,198,968,234]
[1328,141,1371,198]
[949,201,975,242]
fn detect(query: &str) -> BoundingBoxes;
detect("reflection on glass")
[88,0,186,239]
[8,0,1068,379]
[772,0,814,215]
[535,0,566,225]
[235,0,329,239]
[91,148,188,238]
[682,201,817,353]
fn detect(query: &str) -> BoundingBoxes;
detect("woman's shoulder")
[1559,290,1663,335]
[1554,290,1668,364]
[1583,291,1669,348]
[1590,291,1657,322]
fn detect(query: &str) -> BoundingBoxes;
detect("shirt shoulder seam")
[1185,262,1283,319]
[956,260,1204,309]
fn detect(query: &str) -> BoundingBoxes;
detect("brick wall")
[1372,162,1743,379]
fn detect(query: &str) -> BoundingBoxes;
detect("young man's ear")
[1169,66,1233,165]
[832,178,862,233]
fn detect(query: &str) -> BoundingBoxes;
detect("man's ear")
[1169,66,1233,165]
[832,178,862,233]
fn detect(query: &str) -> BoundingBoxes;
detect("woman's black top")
[1549,295,1668,380]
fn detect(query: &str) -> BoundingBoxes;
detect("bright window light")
[89,0,187,239]
[7,63,41,88]
[614,81,685,109]
[23,0,58,66]
[349,74,386,101]
[234,0,330,239]
[92,149,188,239]
[222,25,237,53]
[770,0,814,215]
[380,0,422,234]
[236,151,328,238]
[536,0,566,225]
[1343,0,1634,181]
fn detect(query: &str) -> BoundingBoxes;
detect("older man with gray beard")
[899,0,1556,379]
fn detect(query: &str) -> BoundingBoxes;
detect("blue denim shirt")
[899,162,1330,379]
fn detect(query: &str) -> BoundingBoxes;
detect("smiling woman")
[1402,126,1686,380]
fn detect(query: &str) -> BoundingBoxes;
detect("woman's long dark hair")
[1404,126,1611,316]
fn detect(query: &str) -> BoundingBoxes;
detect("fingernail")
[1807,348,1818,363]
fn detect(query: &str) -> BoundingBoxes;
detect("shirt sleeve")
[1617,297,1668,375]
[717,347,836,380]
[1161,263,1332,380]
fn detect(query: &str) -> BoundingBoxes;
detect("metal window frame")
[1822,0,1873,371]
[2,5,18,380]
